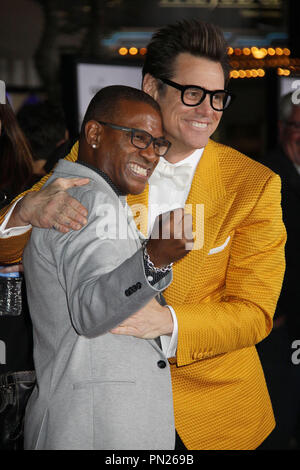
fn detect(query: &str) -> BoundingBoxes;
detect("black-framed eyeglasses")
[97,121,171,157]
[159,77,234,111]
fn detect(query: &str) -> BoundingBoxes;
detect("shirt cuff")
[160,305,178,359]
[0,198,32,238]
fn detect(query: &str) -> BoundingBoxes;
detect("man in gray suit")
[23,86,193,450]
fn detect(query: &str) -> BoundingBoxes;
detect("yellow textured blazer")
[0,139,286,450]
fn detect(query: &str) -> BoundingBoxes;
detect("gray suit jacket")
[23,160,175,450]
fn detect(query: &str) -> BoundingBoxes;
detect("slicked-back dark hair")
[81,85,161,135]
[142,19,230,86]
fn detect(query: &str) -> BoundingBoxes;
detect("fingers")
[182,213,194,251]
[110,302,173,338]
[172,207,185,222]
[171,208,185,238]
[36,186,88,232]
[182,213,194,241]
[66,194,89,218]
[11,179,90,230]
[171,209,193,236]
[52,220,82,233]
[110,326,134,336]
[52,222,71,234]
[151,208,185,239]
[161,208,193,243]
[148,207,194,266]
[37,197,88,232]
[51,199,88,230]
[49,215,86,233]
[48,179,89,229]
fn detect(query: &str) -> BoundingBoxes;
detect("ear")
[85,120,102,148]
[142,73,160,101]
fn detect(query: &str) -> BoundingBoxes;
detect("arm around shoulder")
[56,190,173,338]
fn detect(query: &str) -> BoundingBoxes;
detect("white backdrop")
[76,63,142,130]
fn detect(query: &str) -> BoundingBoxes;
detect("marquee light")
[117,45,292,62]
[118,47,148,56]
[227,47,291,57]
[230,68,266,79]
[277,68,291,76]
[129,47,138,55]
[118,47,128,56]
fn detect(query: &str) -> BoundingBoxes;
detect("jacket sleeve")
[0,173,52,264]
[172,173,286,367]
[0,142,79,264]
[51,189,172,338]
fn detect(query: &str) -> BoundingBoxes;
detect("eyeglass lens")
[183,87,230,110]
[132,130,169,156]
[97,121,170,157]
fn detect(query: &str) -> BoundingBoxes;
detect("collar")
[76,160,124,198]
[171,147,204,169]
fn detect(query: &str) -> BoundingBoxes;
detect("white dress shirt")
[147,148,204,357]
[0,199,32,238]
[0,148,204,358]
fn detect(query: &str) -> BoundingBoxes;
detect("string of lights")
[117,45,300,79]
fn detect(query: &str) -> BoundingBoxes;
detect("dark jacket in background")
[260,146,300,337]
[256,146,300,450]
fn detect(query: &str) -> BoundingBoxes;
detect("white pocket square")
[208,236,231,255]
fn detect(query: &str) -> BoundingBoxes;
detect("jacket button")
[157,360,167,369]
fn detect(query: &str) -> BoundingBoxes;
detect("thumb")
[53,177,90,190]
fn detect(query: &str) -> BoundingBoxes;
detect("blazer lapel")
[186,139,227,247]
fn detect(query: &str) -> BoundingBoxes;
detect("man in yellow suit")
[0,20,286,449]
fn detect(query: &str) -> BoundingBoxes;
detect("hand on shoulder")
[7,177,90,233]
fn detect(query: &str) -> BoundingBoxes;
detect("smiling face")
[88,99,164,195]
[144,53,225,162]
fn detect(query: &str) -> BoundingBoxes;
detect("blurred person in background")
[17,101,70,184]
[0,100,33,209]
[256,92,300,449]
[0,94,36,450]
